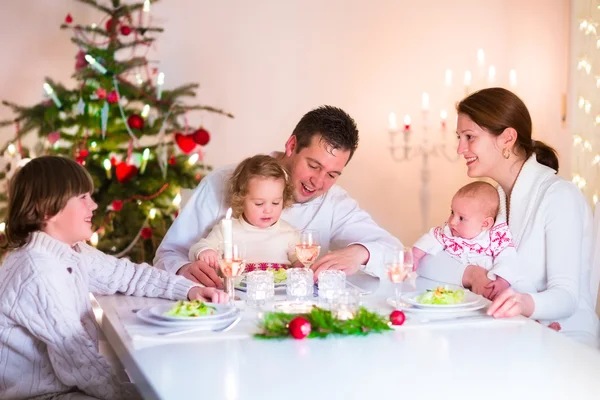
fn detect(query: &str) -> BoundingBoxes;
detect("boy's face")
[242,177,285,228]
[283,134,350,203]
[45,193,98,245]
[447,195,492,240]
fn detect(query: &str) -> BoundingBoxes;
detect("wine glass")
[218,241,246,303]
[385,246,413,309]
[295,229,321,269]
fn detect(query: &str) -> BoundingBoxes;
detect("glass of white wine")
[385,246,413,309]
[218,241,246,303]
[295,229,321,269]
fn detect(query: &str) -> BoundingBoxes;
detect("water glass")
[318,270,346,304]
[246,270,275,308]
[286,268,314,302]
[332,289,360,320]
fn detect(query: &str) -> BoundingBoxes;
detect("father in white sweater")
[154,106,401,286]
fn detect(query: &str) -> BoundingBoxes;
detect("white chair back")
[592,204,600,316]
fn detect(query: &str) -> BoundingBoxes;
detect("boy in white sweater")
[0,156,227,400]
[413,181,535,299]
[189,155,303,272]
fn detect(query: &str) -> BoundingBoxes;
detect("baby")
[413,181,534,298]
[189,154,302,271]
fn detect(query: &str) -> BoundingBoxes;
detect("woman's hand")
[462,265,493,298]
[487,287,535,318]
[188,286,229,303]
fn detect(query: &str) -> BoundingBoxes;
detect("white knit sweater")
[0,231,198,399]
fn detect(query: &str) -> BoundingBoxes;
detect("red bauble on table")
[120,25,132,36]
[192,128,210,146]
[115,162,138,183]
[288,317,311,339]
[389,310,406,326]
[106,90,119,104]
[127,114,144,130]
[175,133,196,154]
[112,200,123,211]
[141,227,153,240]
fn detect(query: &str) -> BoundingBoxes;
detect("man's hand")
[484,276,511,300]
[177,260,223,288]
[487,288,534,318]
[310,244,369,281]
[462,264,493,298]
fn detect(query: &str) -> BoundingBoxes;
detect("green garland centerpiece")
[255,306,394,340]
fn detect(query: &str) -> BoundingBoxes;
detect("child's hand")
[484,276,511,300]
[197,249,219,268]
[188,286,229,303]
[412,247,427,272]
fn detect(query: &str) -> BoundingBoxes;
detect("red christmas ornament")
[79,149,89,158]
[106,90,119,104]
[192,128,210,146]
[110,156,118,166]
[65,14,73,24]
[120,25,132,36]
[168,155,177,165]
[288,317,311,339]
[127,114,144,130]
[75,50,87,71]
[175,133,196,154]
[95,88,107,99]
[112,200,123,211]
[115,162,138,183]
[141,227,153,240]
[48,131,61,145]
[76,156,86,165]
[105,18,118,32]
[389,310,406,326]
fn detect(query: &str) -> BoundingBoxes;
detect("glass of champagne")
[218,241,246,303]
[295,229,321,269]
[385,246,412,309]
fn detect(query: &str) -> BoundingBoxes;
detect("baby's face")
[242,177,285,228]
[447,196,490,239]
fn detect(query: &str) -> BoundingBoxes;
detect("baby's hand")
[484,276,511,300]
[412,247,427,272]
[188,286,229,303]
[197,249,219,268]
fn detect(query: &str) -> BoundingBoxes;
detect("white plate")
[136,307,239,329]
[400,290,481,309]
[148,302,236,322]
[386,297,487,313]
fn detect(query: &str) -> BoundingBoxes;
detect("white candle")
[421,92,430,111]
[445,69,452,87]
[43,83,62,108]
[403,115,411,131]
[222,207,233,259]
[84,54,108,75]
[509,69,517,88]
[388,112,398,131]
[156,72,165,100]
[488,65,496,84]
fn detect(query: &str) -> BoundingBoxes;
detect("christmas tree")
[0,0,233,262]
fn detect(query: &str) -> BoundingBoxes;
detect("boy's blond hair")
[228,155,294,218]
[5,156,94,248]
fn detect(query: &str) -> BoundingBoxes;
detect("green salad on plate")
[416,286,465,305]
[164,300,217,317]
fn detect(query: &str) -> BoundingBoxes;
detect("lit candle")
[84,54,108,75]
[172,193,182,207]
[388,112,398,131]
[421,92,430,111]
[440,110,448,129]
[156,72,165,100]
[403,114,411,131]
[222,207,233,260]
[0,222,5,233]
[188,153,199,165]
[149,208,157,219]
[445,69,452,87]
[43,82,62,108]
[90,232,99,247]
[509,69,517,88]
[141,104,151,118]
[103,158,112,179]
[7,143,16,156]
[487,65,496,84]
[140,148,150,173]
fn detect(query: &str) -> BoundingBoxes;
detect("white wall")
[0,0,569,245]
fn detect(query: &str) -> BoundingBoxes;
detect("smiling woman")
[418,88,599,347]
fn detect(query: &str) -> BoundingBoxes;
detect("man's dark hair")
[291,105,359,162]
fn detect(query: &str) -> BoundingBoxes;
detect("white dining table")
[95,274,600,400]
